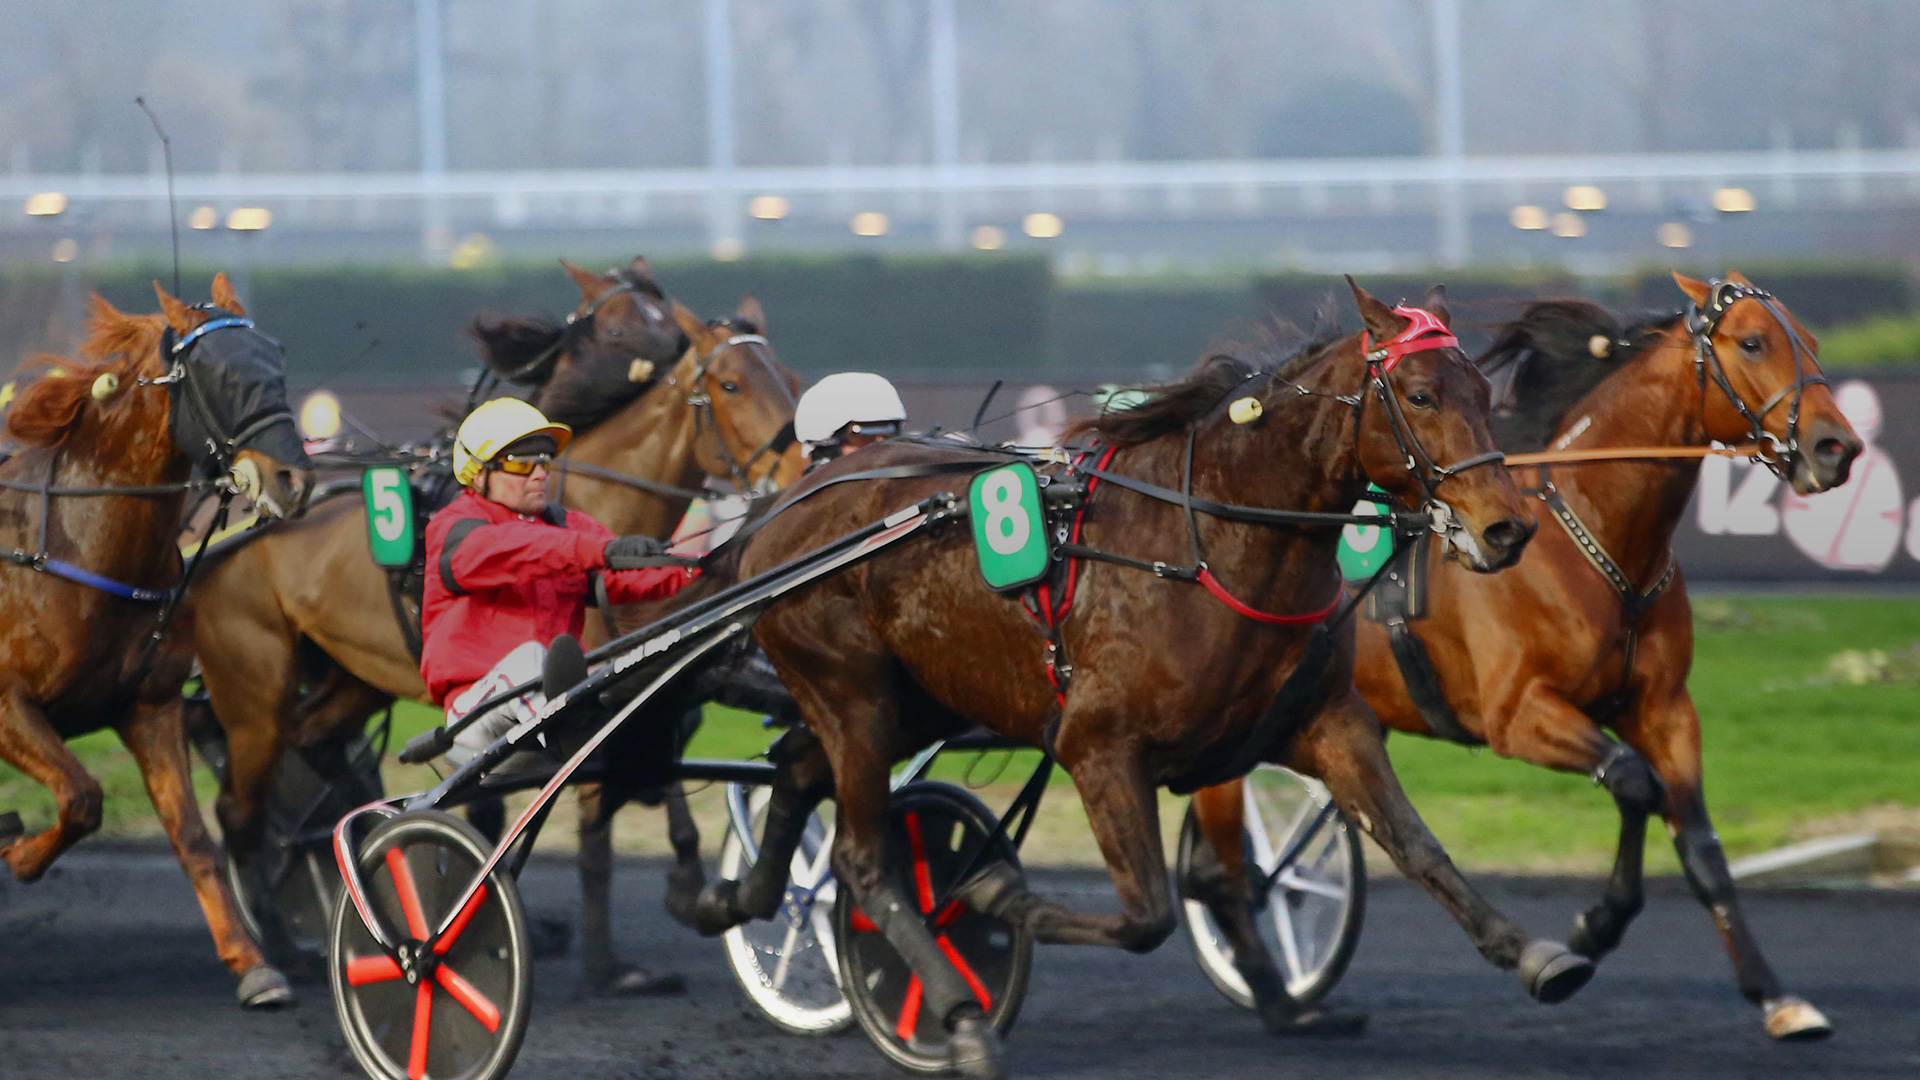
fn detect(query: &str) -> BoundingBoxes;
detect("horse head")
[1347,279,1533,572]
[669,295,805,493]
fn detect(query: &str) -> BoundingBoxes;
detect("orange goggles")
[487,452,552,476]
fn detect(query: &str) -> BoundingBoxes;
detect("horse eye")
[607,327,622,338]
[1407,391,1435,409]
[1740,336,1762,353]
[721,381,740,393]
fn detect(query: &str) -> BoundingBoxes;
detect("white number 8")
[981,468,1032,556]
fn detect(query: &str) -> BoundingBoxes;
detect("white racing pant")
[445,641,547,767]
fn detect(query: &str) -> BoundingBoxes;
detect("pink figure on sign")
[1781,381,1901,571]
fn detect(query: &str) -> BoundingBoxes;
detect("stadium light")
[1657,222,1694,248]
[1551,211,1587,238]
[1712,187,1757,213]
[749,195,790,220]
[970,225,1006,250]
[851,211,889,236]
[1564,185,1607,211]
[226,207,272,232]
[1023,212,1064,238]
[25,192,67,217]
[189,206,218,230]
[51,238,78,263]
[1510,205,1549,230]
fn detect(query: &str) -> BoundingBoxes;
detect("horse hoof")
[237,964,297,1010]
[1568,910,1610,959]
[1764,997,1834,1042]
[947,1012,1006,1080]
[1259,1006,1369,1038]
[1518,940,1594,1004]
[691,879,743,937]
[593,964,687,998]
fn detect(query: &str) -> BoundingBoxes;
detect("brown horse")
[188,257,802,991]
[682,281,1575,1077]
[0,276,314,1007]
[1188,272,1861,1042]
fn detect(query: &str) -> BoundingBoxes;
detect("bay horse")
[0,275,314,1007]
[685,281,1576,1077]
[187,257,802,990]
[1188,272,1861,1042]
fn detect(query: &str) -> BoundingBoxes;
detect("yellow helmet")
[452,398,573,487]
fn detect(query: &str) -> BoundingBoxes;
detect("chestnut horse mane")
[1066,329,1343,448]
[1477,299,1674,453]
[5,304,168,448]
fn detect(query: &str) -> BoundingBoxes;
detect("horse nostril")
[1812,436,1856,465]
[1482,517,1531,555]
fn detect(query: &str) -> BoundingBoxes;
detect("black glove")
[603,534,668,569]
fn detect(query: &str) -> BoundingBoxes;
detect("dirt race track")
[2,845,1915,1080]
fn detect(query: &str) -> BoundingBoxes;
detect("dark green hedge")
[3,257,1913,387]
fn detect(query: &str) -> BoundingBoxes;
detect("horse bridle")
[1281,305,1505,538]
[1684,279,1828,481]
[153,311,299,482]
[683,329,798,493]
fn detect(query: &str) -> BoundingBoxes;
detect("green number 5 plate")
[969,462,1050,591]
[363,467,417,568]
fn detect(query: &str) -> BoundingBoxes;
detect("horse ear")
[1671,271,1712,307]
[559,259,606,301]
[1422,284,1452,327]
[734,293,766,334]
[626,254,656,285]
[153,281,198,335]
[671,299,708,344]
[1346,275,1408,343]
[209,272,247,317]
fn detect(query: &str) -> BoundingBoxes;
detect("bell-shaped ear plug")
[91,373,121,400]
[1229,396,1264,424]
[1588,334,1613,359]
[628,358,655,383]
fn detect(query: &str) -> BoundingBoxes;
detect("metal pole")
[929,0,963,250]
[415,0,450,262]
[1432,0,1468,268]
[705,0,740,256]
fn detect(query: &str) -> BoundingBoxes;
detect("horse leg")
[660,783,705,925]
[1621,692,1831,1041]
[572,783,686,996]
[0,690,102,882]
[115,694,293,1008]
[1186,780,1366,1035]
[1484,682,1664,961]
[1290,690,1594,1004]
[688,726,834,935]
[198,628,298,862]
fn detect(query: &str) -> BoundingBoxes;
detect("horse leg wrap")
[1570,743,1657,959]
[860,886,977,1025]
[1591,743,1665,816]
[1673,821,1783,1006]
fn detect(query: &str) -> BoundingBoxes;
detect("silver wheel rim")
[718,785,851,1033]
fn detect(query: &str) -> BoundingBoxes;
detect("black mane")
[468,272,680,431]
[1070,329,1342,447]
[1478,300,1674,452]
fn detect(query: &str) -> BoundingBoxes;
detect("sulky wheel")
[1178,765,1366,1007]
[835,781,1032,1075]
[718,784,852,1035]
[329,809,532,1080]
[227,840,341,976]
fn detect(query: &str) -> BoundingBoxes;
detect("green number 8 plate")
[969,462,1050,591]
[362,467,417,568]
[1336,483,1393,581]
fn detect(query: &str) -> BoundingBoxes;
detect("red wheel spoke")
[435,963,502,1033]
[344,953,403,986]
[903,813,934,912]
[937,933,994,1011]
[850,907,878,933]
[385,848,430,940]
[932,899,966,928]
[894,973,924,1041]
[407,978,433,1080]
[433,883,489,956]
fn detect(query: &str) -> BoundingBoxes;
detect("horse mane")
[1478,300,1674,452]
[6,303,166,448]
[469,314,581,388]
[1066,328,1343,448]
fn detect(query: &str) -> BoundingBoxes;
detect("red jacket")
[420,489,698,705]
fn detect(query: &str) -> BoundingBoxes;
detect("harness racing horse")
[0,276,314,1007]
[1188,272,1862,1042]
[682,281,1572,1077]
[186,257,801,989]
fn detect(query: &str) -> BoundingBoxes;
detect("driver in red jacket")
[423,398,697,766]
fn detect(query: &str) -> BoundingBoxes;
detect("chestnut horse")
[188,257,801,991]
[1189,272,1861,1042]
[0,276,313,1007]
[683,282,1574,1077]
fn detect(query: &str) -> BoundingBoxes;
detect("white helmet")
[794,372,907,447]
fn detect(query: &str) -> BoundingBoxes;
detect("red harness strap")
[1359,305,1458,373]
[1196,567,1341,625]
[1022,445,1118,704]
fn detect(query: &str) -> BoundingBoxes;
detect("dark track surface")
[2,845,1916,1079]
